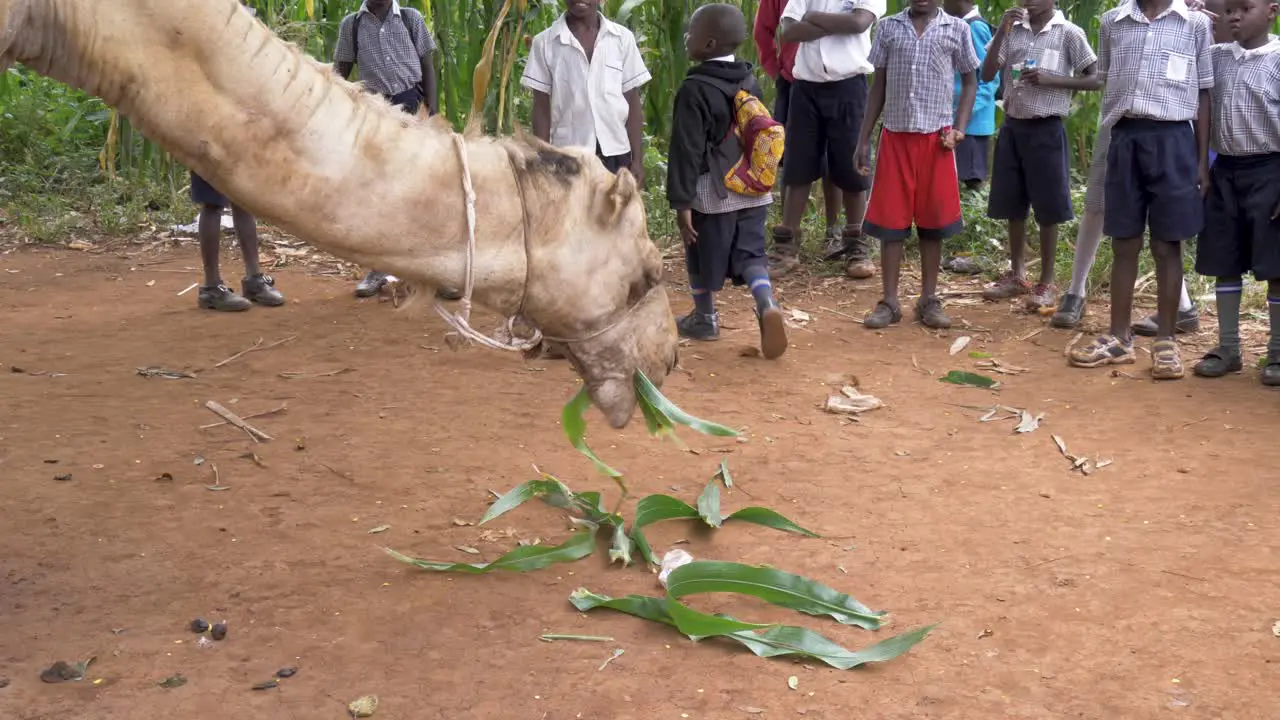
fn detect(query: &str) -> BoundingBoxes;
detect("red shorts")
[864,128,964,242]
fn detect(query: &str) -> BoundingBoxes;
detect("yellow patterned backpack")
[690,75,786,197]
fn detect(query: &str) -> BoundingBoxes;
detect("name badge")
[1166,53,1189,82]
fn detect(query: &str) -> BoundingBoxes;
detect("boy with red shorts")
[855,0,979,329]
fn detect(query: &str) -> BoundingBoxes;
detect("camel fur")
[0,0,678,428]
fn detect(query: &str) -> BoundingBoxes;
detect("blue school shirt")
[954,12,999,137]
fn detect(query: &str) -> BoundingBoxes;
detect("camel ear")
[597,167,637,227]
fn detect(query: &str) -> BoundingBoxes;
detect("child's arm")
[779,0,828,43]
[1193,18,1214,197]
[981,8,1022,83]
[531,92,551,142]
[753,0,784,80]
[801,9,877,36]
[520,32,553,141]
[333,15,355,79]
[1029,26,1099,91]
[625,89,645,185]
[414,18,439,115]
[665,87,711,212]
[950,27,981,144]
[854,71,886,175]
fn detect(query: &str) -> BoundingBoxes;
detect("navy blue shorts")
[955,134,990,183]
[987,116,1073,225]
[595,145,633,175]
[1195,152,1280,280]
[781,76,869,193]
[190,172,229,208]
[1104,118,1203,241]
[686,204,769,292]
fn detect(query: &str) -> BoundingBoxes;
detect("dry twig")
[213,334,297,369]
[200,403,288,429]
[204,400,273,442]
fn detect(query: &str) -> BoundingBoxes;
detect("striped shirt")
[333,0,434,97]
[994,11,1097,119]
[1209,37,1280,156]
[868,9,981,133]
[1096,0,1213,128]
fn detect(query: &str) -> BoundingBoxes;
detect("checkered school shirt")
[994,11,1097,119]
[1096,0,1213,128]
[333,0,435,97]
[868,10,981,133]
[1208,37,1280,156]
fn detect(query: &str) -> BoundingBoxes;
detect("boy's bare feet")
[914,296,951,329]
[199,284,252,312]
[242,273,284,306]
[864,300,902,329]
[982,272,1031,301]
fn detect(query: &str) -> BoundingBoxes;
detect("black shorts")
[955,134,990,183]
[773,76,793,125]
[1195,152,1280,280]
[987,116,1073,225]
[190,171,229,208]
[686,204,769,292]
[781,76,869,193]
[595,145,633,175]
[1104,118,1202,241]
[384,86,423,115]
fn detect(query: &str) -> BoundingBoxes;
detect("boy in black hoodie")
[666,3,788,360]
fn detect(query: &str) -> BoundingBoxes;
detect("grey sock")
[1269,296,1280,357]
[1216,279,1243,353]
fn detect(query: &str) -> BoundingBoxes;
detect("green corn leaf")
[696,480,724,527]
[383,525,598,573]
[569,588,935,670]
[479,477,575,525]
[634,371,739,437]
[562,388,624,479]
[725,507,820,537]
[715,458,733,487]
[608,521,634,566]
[665,561,885,629]
[630,527,658,566]
[634,494,700,528]
[938,370,999,389]
[666,598,774,635]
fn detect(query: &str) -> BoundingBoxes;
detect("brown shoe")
[863,300,902,329]
[841,230,876,280]
[914,295,952,329]
[982,272,1031,301]
[768,227,801,280]
[1150,339,1184,380]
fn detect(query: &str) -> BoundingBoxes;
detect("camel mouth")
[558,284,679,429]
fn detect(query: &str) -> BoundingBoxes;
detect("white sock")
[1178,279,1193,312]
[1068,210,1105,297]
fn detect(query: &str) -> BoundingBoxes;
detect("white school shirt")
[782,0,886,82]
[520,13,651,157]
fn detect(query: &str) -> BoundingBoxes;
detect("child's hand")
[854,143,872,176]
[1198,162,1211,199]
[629,161,646,188]
[1000,7,1025,32]
[1022,67,1045,85]
[941,128,965,150]
[677,209,698,246]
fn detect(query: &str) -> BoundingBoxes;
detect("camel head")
[506,139,679,429]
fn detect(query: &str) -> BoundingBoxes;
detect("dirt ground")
[0,241,1277,720]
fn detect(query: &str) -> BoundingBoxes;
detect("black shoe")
[241,273,284,306]
[1132,306,1201,337]
[355,271,388,298]
[198,284,252,312]
[1050,293,1086,329]
[676,311,720,341]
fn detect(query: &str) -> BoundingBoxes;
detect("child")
[1191,0,1280,383]
[944,0,1001,190]
[666,2,788,359]
[190,172,285,312]
[855,0,980,329]
[1051,0,1228,332]
[521,0,649,184]
[752,0,845,269]
[767,0,886,281]
[979,0,1097,312]
[1067,0,1214,379]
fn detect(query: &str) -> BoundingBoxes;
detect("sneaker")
[355,271,389,298]
[914,295,952,329]
[1024,282,1057,312]
[1192,346,1243,378]
[1050,293,1086,329]
[676,311,720,341]
[756,300,788,360]
[1068,334,1135,367]
[241,273,284,306]
[982,272,1031,301]
[1132,307,1201,336]
[841,231,876,280]
[768,228,801,280]
[864,300,902,329]
[821,226,844,260]
[1150,338,1184,380]
[198,284,252,312]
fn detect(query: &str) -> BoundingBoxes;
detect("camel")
[0,0,678,429]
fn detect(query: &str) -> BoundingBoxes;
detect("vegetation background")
[2,0,1274,298]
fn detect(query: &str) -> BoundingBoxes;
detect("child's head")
[566,0,603,21]
[1020,0,1057,17]
[941,0,973,17]
[1224,0,1279,44]
[908,0,941,16]
[683,3,748,61]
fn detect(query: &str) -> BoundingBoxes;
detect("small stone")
[54,474,73,482]
[275,666,298,679]
[252,680,279,691]
[210,622,227,641]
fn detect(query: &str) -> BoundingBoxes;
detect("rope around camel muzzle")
[431,133,656,352]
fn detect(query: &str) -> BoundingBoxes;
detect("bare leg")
[822,176,840,229]
[1150,238,1184,339]
[841,189,867,232]
[780,182,813,233]
[881,241,903,302]
[1008,219,1028,279]
[920,238,942,298]
[1037,223,1058,286]
[1109,236,1142,339]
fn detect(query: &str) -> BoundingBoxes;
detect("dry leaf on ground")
[949,336,972,355]
[822,386,884,415]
